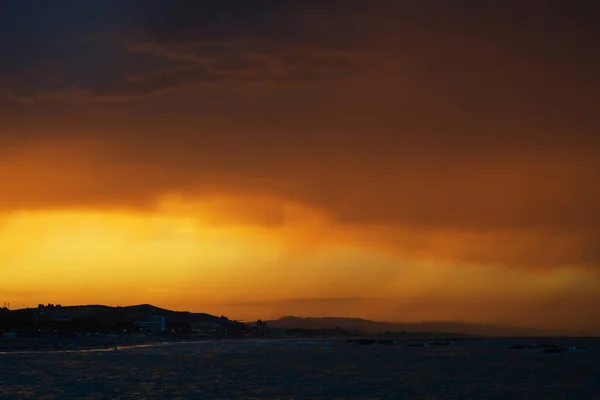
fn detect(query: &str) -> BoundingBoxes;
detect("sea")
[0,337,598,399]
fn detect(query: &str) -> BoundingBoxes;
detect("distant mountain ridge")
[265,316,558,337]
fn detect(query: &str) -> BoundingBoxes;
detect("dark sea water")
[0,338,598,399]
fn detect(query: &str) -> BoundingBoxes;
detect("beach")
[0,335,155,353]
[0,337,598,399]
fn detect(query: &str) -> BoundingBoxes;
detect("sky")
[1,0,599,334]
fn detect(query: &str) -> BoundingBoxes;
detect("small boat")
[509,344,536,350]
[429,341,451,346]
[407,342,429,348]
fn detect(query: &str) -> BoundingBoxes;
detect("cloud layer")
[1,1,600,273]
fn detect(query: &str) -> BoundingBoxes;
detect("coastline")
[0,334,329,354]
[0,334,200,354]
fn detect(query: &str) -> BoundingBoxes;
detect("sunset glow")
[1,1,599,335]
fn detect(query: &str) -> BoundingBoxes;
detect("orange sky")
[1,1,599,334]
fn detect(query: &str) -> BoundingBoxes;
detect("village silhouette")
[0,303,354,351]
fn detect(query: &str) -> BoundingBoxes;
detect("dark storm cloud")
[2,1,600,271]
[0,1,144,99]
[0,0,366,101]
[1,1,598,102]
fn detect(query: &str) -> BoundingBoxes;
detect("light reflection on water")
[0,338,598,399]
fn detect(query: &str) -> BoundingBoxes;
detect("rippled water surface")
[1,338,598,399]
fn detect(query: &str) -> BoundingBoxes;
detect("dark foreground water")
[0,338,598,399]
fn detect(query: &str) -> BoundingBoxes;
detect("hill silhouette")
[12,304,234,328]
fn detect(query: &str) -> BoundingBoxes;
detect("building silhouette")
[257,320,268,335]
[133,315,166,335]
